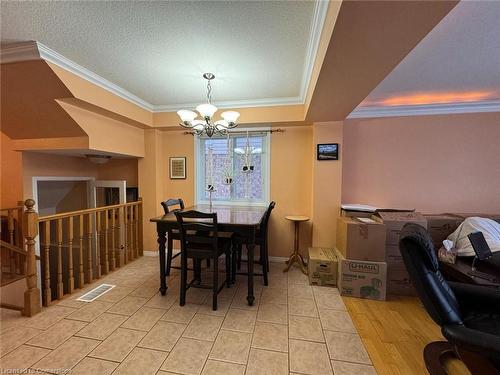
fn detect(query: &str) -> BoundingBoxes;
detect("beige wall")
[312,122,343,248]
[342,112,500,213]
[1,132,23,208]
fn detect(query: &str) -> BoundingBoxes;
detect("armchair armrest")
[442,324,500,356]
[449,281,500,313]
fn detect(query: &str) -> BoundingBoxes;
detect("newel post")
[23,199,41,317]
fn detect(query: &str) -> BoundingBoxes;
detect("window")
[195,131,270,205]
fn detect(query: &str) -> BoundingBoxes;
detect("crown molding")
[152,96,303,112]
[36,42,155,111]
[299,0,329,104]
[348,100,500,119]
[0,2,329,113]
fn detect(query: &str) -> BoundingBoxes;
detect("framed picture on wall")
[169,157,186,179]
[317,143,339,160]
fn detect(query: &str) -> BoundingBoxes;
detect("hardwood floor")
[343,295,471,375]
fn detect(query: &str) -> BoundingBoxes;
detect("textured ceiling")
[359,0,500,107]
[1,1,316,108]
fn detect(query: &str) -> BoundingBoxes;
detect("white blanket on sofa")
[445,217,500,257]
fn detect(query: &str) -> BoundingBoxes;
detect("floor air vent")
[76,284,116,302]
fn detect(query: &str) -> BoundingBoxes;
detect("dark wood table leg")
[246,227,255,306]
[157,226,168,296]
[166,229,173,276]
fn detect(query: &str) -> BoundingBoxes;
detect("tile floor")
[0,256,377,375]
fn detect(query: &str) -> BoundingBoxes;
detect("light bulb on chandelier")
[177,73,240,137]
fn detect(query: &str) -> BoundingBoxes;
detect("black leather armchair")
[399,223,500,375]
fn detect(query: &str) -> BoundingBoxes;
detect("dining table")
[150,204,267,305]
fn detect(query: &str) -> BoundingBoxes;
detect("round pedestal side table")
[283,215,310,275]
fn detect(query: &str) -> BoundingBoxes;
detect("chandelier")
[177,73,240,137]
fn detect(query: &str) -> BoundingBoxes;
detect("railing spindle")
[7,209,15,245]
[123,206,128,264]
[56,219,64,299]
[22,199,41,317]
[17,201,24,248]
[68,216,75,293]
[111,208,117,270]
[96,211,101,278]
[8,209,15,274]
[43,221,51,306]
[86,214,94,282]
[129,205,135,260]
[134,204,139,259]
[138,198,143,256]
[104,210,110,274]
[78,214,85,288]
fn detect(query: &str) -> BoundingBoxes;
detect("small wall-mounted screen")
[317,143,339,160]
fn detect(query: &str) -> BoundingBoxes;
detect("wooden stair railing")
[0,201,24,276]
[0,200,41,316]
[23,199,41,317]
[1,240,27,286]
[0,240,40,286]
[37,198,143,307]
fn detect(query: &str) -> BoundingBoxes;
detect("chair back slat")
[161,198,185,214]
[175,210,218,253]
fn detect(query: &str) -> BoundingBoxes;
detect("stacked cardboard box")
[308,247,338,286]
[424,214,464,250]
[340,204,378,218]
[373,211,427,296]
[336,216,387,300]
[336,250,387,301]
[336,217,386,262]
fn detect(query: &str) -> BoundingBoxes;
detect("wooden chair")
[161,199,211,275]
[232,201,276,286]
[160,199,184,276]
[175,210,231,310]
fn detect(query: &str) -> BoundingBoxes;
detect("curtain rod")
[184,128,285,136]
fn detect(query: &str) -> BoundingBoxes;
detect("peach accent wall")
[312,122,343,248]
[153,105,307,128]
[269,126,313,257]
[142,126,314,257]
[161,131,196,207]
[58,101,145,157]
[98,159,138,187]
[342,112,500,213]
[48,63,153,127]
[1,132,23,208]
[138,129,166,252]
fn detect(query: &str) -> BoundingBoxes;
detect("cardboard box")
[373,211,427,246]
[336,217,386,262]
[424,214,464,250]
[340,209,373,218]
[308,247,338,286]
[385,244,404,263]
[337,249,387,301]
[446,213,500,222]
[340,204,377,218]
[387,262,416,296]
